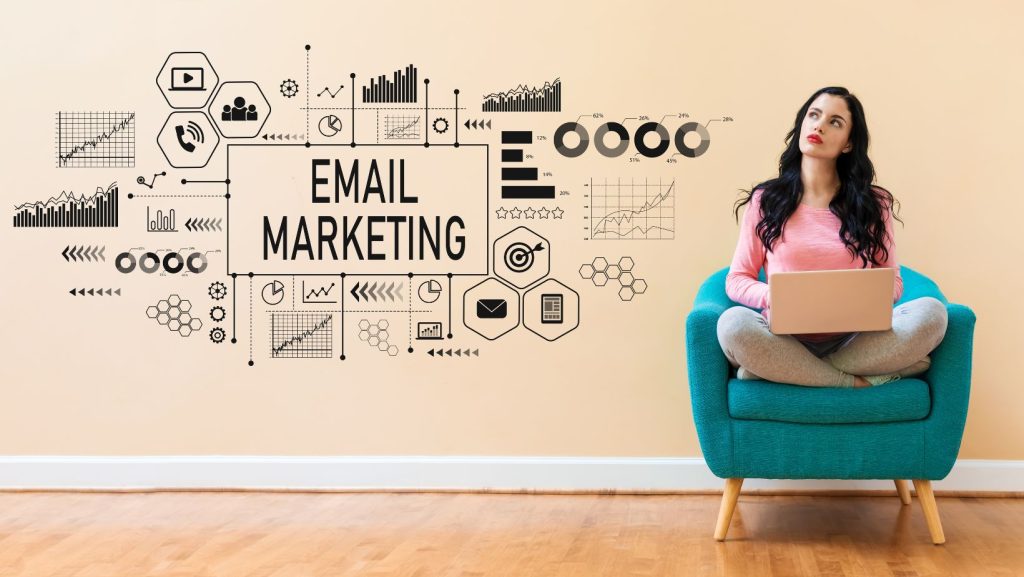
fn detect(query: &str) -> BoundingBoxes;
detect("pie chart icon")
[261,280,286,306]
[417,279,443,304]
[318,114,343,137]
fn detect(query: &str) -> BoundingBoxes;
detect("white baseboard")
[0,457,1020,492]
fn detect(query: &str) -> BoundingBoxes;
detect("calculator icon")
[541,294,563,324]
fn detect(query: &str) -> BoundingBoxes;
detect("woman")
[718,86,948,388]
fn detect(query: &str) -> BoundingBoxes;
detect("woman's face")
[798,93,853,159]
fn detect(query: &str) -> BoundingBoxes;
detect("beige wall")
[1,0,1021,459]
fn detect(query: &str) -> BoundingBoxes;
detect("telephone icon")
[174,121,205,153]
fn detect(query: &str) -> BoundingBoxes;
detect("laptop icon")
[170,67,205,91]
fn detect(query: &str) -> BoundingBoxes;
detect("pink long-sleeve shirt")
[725,187,904,342]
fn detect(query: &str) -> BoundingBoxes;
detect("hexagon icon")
[156,52,219,109]
[493,226,550,289]
[157,111,219,168]
[463,277,520,341]
[523,279,580,342]
[209,81,271,138]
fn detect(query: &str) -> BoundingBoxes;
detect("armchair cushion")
[728,377,931,424]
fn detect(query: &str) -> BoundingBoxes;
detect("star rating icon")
[499,206,563,219]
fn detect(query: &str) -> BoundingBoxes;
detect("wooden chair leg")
[894,479,912,505]
[714,478,744,541]
[912,479,946,544]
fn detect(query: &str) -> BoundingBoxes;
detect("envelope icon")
[476,299,507,319]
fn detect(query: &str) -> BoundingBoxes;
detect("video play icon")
[171,68,205,91]
[157,52,219,109]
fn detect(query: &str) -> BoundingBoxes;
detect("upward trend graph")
[317,85,344,98]
[483,78,561,112]
[13,183,118,228]
[589,178,675,240]
[383,115,421,140]
[271,313,333,358]
[55,111,135,168]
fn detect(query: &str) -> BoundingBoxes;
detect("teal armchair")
[686,265,976,544]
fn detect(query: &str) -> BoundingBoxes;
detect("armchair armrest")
[923,303,977,479]
[686,295,734,476]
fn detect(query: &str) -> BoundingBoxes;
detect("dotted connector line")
[300,107,465,111]
[134,194,222,198]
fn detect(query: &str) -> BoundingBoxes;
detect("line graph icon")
[271,313,333,358]
[302,280,337,304]
[483,78,561,112]
[317,85,344,98]
[587,178,675,240]
[382,115,421,140]
[55,111,135,168]
[13,183,118,228]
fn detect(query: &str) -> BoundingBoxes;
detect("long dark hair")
[733,86,902,267]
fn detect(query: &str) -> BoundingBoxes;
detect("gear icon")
[208,281,227,300]
[280,79,299,98]
[210,305,226,322]
[432,117,449,134]
[209,327,226,344]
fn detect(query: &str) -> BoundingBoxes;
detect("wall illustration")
[11,45,734,368]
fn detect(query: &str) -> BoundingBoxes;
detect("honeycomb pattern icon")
[579,256,647,301]
[146,294,203,337]
[358,319,399,356]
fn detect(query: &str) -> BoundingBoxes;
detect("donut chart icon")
[675,121,711,158]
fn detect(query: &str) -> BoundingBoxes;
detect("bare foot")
[852,376,872,388]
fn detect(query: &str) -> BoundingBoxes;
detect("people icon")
[222,96,258,122]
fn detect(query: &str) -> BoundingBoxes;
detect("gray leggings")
[716,297,948,387]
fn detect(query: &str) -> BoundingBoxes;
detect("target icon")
[494,226,551,289]
[504,242,545,273]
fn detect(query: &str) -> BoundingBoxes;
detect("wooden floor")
[1,492,1022,577]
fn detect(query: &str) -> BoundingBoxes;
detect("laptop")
[768,268,895,334]
[170,67,205,91]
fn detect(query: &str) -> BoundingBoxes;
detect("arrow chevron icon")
[62,245,106,262]
[261,133,304,141]
[69,288,121,296]
[427,348,479,357]
[349,281,404,302]
[185,217,223,232]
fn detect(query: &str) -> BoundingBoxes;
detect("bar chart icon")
[500,131,555,200]
[362,64,418,104]
[13,183,119,228]
[417,322,444,340]
[483,78,561,112]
